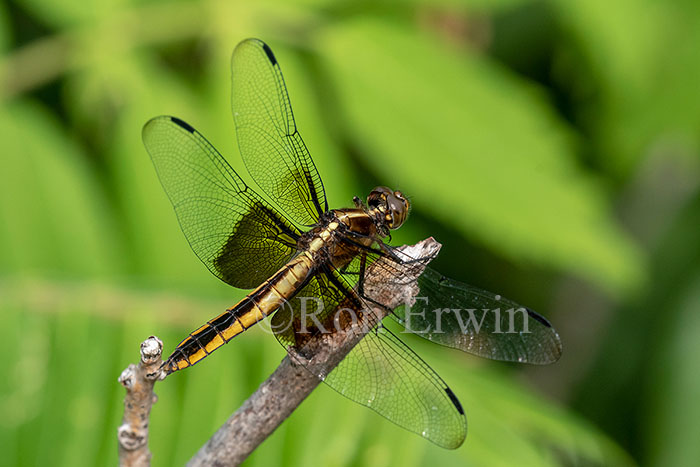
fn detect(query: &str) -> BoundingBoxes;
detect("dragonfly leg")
[341,233,429,266]
[354,251,403,321]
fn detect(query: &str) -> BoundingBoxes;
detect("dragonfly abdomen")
[164,252,315,373]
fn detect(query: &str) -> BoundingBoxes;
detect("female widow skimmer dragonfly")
[143,38,562,449]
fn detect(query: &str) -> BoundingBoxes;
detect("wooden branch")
[187,238,441,467]
[118,336,167,467]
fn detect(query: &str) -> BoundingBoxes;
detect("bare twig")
[187,238,441,467]
[118,336,167,467]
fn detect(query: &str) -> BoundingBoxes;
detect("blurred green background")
[1,0,699,465]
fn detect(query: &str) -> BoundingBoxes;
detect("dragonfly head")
[367,186,410,233]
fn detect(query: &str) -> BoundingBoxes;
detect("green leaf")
[17,0,129,28]
[647,273,700,466]
[0,100,123,276]
[0,1,10,53]
[349,0,531,8]
[63,49,238,291]
[315,20,643,293]
[253,44,360,210]
[0,277,631,466]
[553,0,700,175]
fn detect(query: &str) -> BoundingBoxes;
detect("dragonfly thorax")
[144,38,561,451]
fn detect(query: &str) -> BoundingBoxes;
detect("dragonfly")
[142,38,562,449]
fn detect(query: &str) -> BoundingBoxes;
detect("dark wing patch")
[270,267,467,449]
[170,116,195,133]
[527,308,553,327]
[336,245,562,364]
[143,116,301,289]
[445,388,464,415]
[231,38,327,226]
[213,201,299,287]
[397,267,563,364]
[261,42,277,65]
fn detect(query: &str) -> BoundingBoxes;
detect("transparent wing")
[231,38,327,226]
[340,246,562,365]
[142,116,301,289]
[325,324,467,449]
[271,269,467,449]
[396,267,563,364]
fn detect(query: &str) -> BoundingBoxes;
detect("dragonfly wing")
[143,116,301,289]
[335,245,562,364]
[271,263,466,449]
[393,267,563,364]
[231,39,327,226]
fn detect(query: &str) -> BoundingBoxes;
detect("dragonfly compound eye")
[367,186,392,209]
[142,38,561,451]
[386,191,409,229]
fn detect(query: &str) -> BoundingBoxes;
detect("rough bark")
[187,238,440,467]
[118,336,166,467]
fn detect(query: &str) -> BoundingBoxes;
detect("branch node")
[141,336,163,363]
[118,423,147,451]
[119,365,136,389]
[187,238,441,466]
[118,335,164,466]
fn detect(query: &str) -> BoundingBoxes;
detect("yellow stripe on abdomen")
[164,254,314,373]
